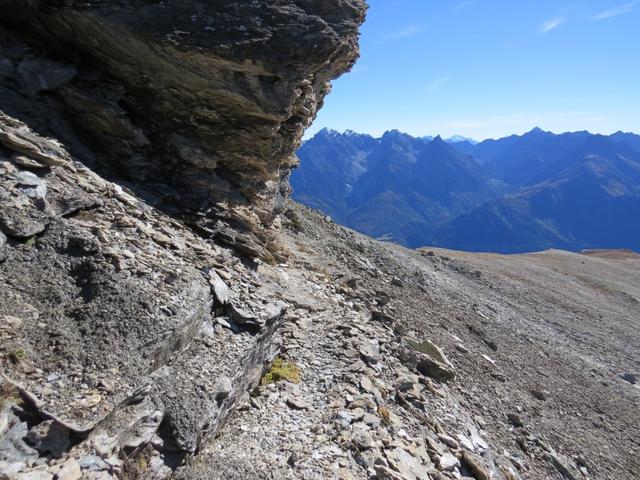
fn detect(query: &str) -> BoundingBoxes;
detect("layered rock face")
[0,2,367,478]
[0,0,366,259]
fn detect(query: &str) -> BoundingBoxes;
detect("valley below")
[292,129,640,254]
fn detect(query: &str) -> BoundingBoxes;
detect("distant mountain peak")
[293,126,640,253]
[317,127,341,137]
[382,129,405,137]
[380,129,415,144]
[446,135,478,144]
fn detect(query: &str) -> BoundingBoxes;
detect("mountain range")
[291,127,640,253]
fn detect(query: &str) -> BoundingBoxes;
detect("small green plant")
[261,357,301,385]
[8,349,26,364]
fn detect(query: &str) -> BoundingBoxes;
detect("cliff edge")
[0,0,365,260]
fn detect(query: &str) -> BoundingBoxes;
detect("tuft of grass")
[25,236,37,247]
[377,404,391,425]
[8,349,26,364]
[136,456,148,472]
[261,357,301,385]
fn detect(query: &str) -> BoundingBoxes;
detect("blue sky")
[306,0,640,141]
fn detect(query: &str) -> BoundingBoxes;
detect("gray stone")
[402,339,456,383]
[285,397,310,411]
[362,412,382,428]
[0,460,27,477]
[14,470,54,480]
[0,203,47,238]
[438,434,458,449]
[207,269,229,305]
[457,434,475,451]
[460,451,490,480]
[621,372,637,384]
[386,447,430,480]
[0,410,39,465]
[507,413,524,428]
[374,464,408,480]
[26,420,71,458]
[531,389,547,400]
[359,340,380,366]
[52,458,82,480]
[14,171,47,199]
[0,113,70,166]
[470,430,488,453]
[351,426,375,450]
[545,450,578,480]
[438,452,460,471]
[335,410,364,429]
[360,375,375,393]
[11,155,49,170]
[78,455,110,472]
[214,376,233,401]
[375,291,391,307]
[227,303,264,328]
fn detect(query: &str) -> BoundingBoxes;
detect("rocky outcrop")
[0,0,366,260]
[0,1,368,478]
[0,112,293,466]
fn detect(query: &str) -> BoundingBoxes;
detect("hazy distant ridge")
[292,128,640,252]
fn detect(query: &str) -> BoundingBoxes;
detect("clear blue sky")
[306,0,640,141]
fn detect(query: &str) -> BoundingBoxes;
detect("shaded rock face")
[0,0,366,258]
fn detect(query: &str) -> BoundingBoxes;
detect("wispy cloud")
[454,0,476,11]
[539,16,565,35]
[383,25,424,41]
[592,0,640,20]
[538,2,637,36]
[425,77,450,93]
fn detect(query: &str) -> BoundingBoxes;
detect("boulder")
[402,339,456,383]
